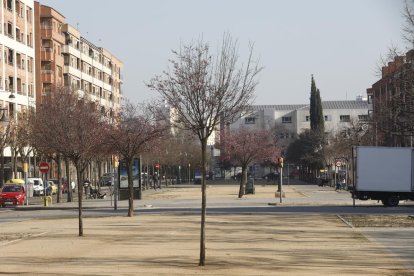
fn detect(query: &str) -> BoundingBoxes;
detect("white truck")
[351,146,414,207]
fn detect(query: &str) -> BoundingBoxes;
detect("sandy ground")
[0,185,412,276]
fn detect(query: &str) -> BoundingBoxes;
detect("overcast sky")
[40,0,406,105]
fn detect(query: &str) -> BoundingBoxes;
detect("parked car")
[232,172,251,180]
[317,172,331,187]
[28,178,44,196]
[5,179,25,185]
[99,173,114,186]
[45,181,57,195]
[48,179,62,193]
[0,183,26,207]
[262,172,279,181]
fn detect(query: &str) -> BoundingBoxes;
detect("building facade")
[1,0,35,117]
[367,49,414,147]
[33,3,64,106]
[230,99,369,148]
[34,3,123,119]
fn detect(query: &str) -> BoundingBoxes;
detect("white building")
[1,0,35,168]
[61,24,122,118]
[230,99,369,148]
[0,0,35,117]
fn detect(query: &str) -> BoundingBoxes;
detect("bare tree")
[374,45,403,77]
[33,86,105,236]
[221,128,280,198]
[148,34,262,266]
[105,101,165,217]
[403,0,414,47]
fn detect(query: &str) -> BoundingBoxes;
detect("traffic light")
[277,157,284,168]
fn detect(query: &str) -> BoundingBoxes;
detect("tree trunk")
[11,149,16,178]
[76,163,83,236]
[199,139,207,266]
[66,158,72,202]
[238,166,247,198]
[0,148,4,187]
[127,158,134,217]
[57,155,62,203]
[97,160,102,193]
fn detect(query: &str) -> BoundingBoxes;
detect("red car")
[0,184,26,207]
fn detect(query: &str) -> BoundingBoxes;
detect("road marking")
[0,231,48,247]
[337,215,354,229]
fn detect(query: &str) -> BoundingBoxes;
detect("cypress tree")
[315,88,324,133]
[309,75,317,130]
[309,76,324,133]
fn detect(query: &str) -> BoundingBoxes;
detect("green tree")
[309,75,324,133]
[316,88,324,133]
[309,75,317,130]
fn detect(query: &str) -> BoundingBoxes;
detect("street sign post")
[39,162,49,206]
[335,160,342,167]
[39,162,49,173]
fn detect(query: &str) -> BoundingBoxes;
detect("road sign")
[154,163,160,169]
[39,162,50,173]
[335,160,342,167]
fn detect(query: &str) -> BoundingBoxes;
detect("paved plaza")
[0,183,413,275]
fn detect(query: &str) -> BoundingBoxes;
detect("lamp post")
[188,163,191,185]
[112,156,119,211]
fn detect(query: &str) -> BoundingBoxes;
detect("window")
[244,117,255,124]
[15,27,20,42]
[324,115,331,121]
[282,116,292,123]
[358,115,369,121]
[339,115,350,122]
[305,115,310,122]
[7,22,12,37]
[8,49,14,65]
[26,7,32,23]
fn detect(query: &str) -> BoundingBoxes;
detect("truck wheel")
[386,195,399,207]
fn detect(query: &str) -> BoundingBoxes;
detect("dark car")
[232,172,251,180]
[99,173,114,186]
[262,172,279,181]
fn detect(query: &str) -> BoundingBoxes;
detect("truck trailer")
[351,146,414,207]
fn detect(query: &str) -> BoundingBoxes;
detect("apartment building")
[366,49,414,147]
[34,3,123,119]
[33,3,64,106]
[0,0,35,117]
[230,98,369,148]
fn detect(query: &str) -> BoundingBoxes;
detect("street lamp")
[188,163,191,185]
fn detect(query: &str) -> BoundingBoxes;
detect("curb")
[13,206,117,211]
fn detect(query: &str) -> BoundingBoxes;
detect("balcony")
[41,48,53,61]
[41,70,53,83]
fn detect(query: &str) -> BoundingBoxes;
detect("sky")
[39,0,406,105]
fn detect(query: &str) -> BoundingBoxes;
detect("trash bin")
[245,179,255,194]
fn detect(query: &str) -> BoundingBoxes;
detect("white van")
[28,178,44,196]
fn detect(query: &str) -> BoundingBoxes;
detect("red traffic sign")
[39,162,50,173]
[154,163,160,169]
[335,160,342,167]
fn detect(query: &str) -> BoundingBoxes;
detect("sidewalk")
[1,184,412,275]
